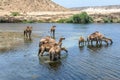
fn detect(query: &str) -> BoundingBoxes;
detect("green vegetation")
[57,12,93,24]
[10,12,20,16]
[103,17,113,23]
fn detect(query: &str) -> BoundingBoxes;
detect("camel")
[79,36,86,46]
[24,26,32,39]
[49,43,68,61]
[39,36,55,47]
[87,31,104,45]
[38,37,66,56]
[87,31,113,45]
[50,26,56,38]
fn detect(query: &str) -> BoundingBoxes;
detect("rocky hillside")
[0,0,67,12]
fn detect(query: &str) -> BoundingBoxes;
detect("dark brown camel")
[38,37,66,56]
[50,26,56,38]
[24,26,32,39]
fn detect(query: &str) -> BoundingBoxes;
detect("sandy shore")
[0,8,120,22]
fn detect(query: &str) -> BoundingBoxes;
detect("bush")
[57,19,66,23]
[72,12,93,24]
[57,12,93,24]
[103,17,113,23]
[11,12,20,16]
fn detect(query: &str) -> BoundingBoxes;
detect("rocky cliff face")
[0,0,67,12]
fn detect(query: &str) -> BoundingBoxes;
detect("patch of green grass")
[10,12,20,16]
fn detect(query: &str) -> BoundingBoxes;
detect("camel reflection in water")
[39,56,62,71]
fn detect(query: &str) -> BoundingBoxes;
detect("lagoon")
[0,23,120,80]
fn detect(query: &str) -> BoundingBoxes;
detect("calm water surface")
[0,23,120,80]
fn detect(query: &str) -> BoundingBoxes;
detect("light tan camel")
[38,37,66,56]
[39,36,55,47]
[50,26,56,38]
[24,26,32,39]
[49,43,68,61]
[79,36,86,46]
[39,36,65,47]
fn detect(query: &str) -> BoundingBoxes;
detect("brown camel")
[87,31,104,45]
[38,37,66,56]
[49,43,68,61]
[39,36,65,47]
[87,31,113,45]
[24,26,32,39]
[50,26,56,38]
[39,36,55,47]
[79,36,85,46]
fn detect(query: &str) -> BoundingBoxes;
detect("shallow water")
[0,23,120,80]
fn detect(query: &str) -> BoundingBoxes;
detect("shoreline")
[0,9,120,23]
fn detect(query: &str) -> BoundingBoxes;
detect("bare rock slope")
[0,0,67,12]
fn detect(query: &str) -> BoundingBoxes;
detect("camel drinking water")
[49,43,68,61]
[79,36,86,46]
[87,31,113,45]
[38,37,66,56]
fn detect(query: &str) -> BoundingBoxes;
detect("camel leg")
[24,31,26,37]
[49,52,52,61]
[53,30,55,39]
[58,52,61,59]
[39,48,45,56]
[79,41,80,46]
[52,53,55,61]
[96,40,98,45]
[26,32,28,38]
[91,40,93,45]
[87,38,89,45]
[82,41,84,46]
[29,32,31,39]
[38,48,41,56]
[104,40,108,45]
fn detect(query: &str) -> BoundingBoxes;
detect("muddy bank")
[0,32,24,51]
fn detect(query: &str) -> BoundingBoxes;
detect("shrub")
[103,17,113,23]
[10,12,20,16]
[72,12,93,24]
[57,12,93,24]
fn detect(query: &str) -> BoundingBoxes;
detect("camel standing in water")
[87,31,113,45]
[50,26,56,38]
[79,36,86,46]
[24,26,32,39]
[38,37,66,56]
[49,43,68,61]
